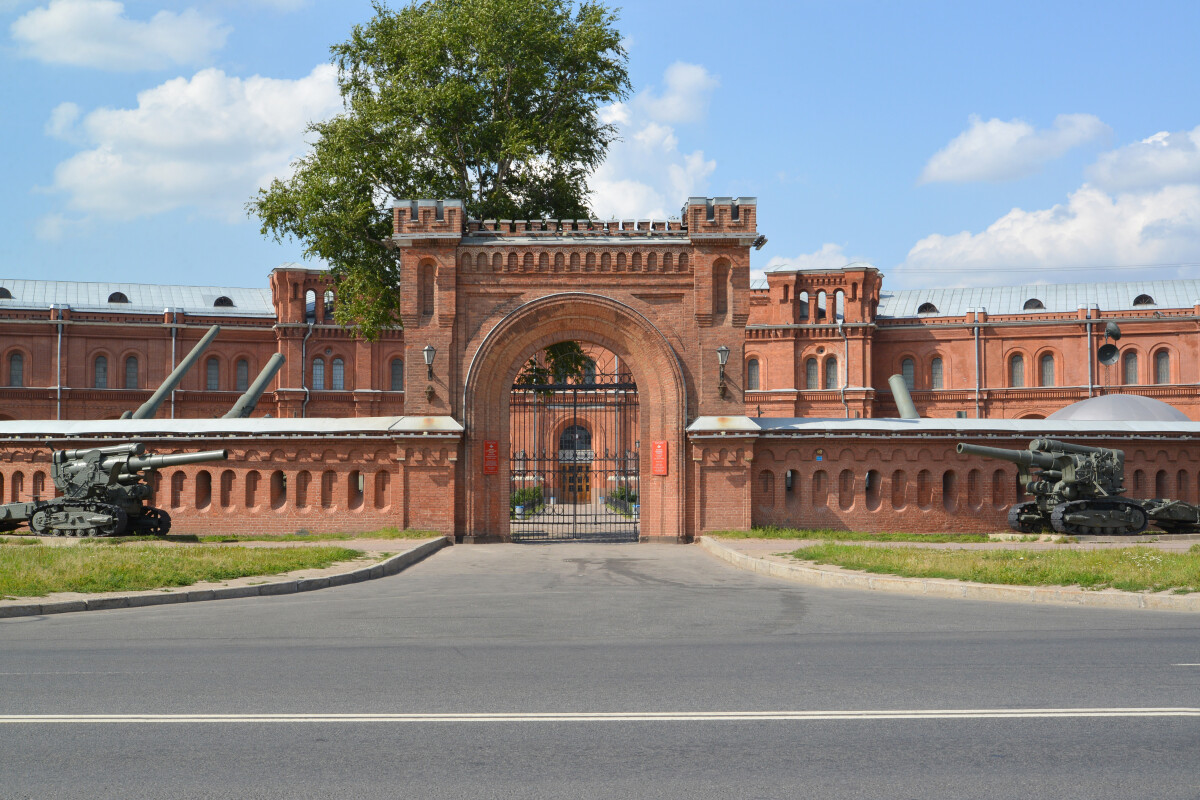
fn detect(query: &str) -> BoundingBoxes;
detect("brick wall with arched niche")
[461,293,688,540]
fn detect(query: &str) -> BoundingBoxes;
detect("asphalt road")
[2,543,1199,799]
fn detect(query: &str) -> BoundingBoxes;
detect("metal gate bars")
[509,361,640,542]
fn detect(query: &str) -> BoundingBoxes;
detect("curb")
[697,536,1200,612]
[0,537,451,620]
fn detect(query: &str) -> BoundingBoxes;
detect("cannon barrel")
[57,442,145,461]
[126,449,228,471]
[1029,438,1121,458]
[223,353,285,419]
[130,324,221,420]
[957,442,1056,468]
[887,374,920,420]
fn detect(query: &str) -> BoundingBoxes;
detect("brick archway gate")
[462,293,687,541]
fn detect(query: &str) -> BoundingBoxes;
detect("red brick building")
[1,196,1197,540]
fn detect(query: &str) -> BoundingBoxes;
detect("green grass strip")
[71,528,441,546]
[784,542,1200,594]
[0,544,364,598]
[712,526,991,544]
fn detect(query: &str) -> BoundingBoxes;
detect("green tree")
[250,0,630,338]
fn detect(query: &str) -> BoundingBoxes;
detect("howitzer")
[956,440,1149,536]
[0,444,227,537]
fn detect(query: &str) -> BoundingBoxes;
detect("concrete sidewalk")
[0,536,449,619]
[699,536,1200,612]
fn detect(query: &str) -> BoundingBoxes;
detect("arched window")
[1009,354,1024,388]
[323,290,335,319]
[0,287,11,299]
[419,263,436,317]
[205,357,219,391]
[747,358,760,391]
[805,357,819,390]
[8,353,23,387]
[1133,294,1155,306]
[901,358,915,390]
[213,296,234,308]
[94,355,108,388]
[390,358,404,391]
[124,356,138,389]
[1040,353,1055,387]
[304,290,316,323]
[824,357,838,390]
[235,359,249,392]
[930,357,943,390]
[782,285,790,303]
[1123,351,1138,385]
[107,291,129,304]
[583,359,597,384]
[559,424,591,452]
[331,357,345,390]
[1023,298,1045,310]
[1155,350,1170,385]
[917,302,938,315]
[312,357,325,390]
[712,259,729,315]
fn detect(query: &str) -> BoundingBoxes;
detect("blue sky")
[3,0,1199,290]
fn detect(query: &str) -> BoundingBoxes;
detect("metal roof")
[1047,394,1191,422]
[878,279,1200,318]
[0,278,274,317]
[688,416,1200,436]
[0,416,463,438]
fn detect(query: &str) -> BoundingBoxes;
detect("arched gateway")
[393,197,758,541]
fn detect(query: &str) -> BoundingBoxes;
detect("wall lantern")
[423,345,436,401]
[423,345,436,379]
[716,345,730,398]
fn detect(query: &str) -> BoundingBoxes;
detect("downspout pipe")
[973,307,981,419]
[300,322,314,417]
[838,320,850,418]
[51,304,66,420]
[1084,304,1094,398]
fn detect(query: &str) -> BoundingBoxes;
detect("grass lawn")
[784,542,1200,594]
[33,527,443,546]
[0,543,365,599]
[712,526,993,544]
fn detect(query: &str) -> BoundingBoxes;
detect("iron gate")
[509,359,639,542]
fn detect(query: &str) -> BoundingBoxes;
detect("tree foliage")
[250,0,630,338]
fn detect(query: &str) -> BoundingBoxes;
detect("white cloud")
[45,65,342,222]
[44,101,80,139]
[919,113,1108,184]
[588,62,718,219]
[1087,126,1200,192]
[898,183,1200,286]
[11,0,228,71]
[33,212,73,241]
[764,244,855,272]
[640,62,719,124]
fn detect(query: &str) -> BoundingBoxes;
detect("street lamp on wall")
[423,345,436,401]
[716,345,730,398]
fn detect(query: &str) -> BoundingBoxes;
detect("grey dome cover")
[1048,393,1191,422]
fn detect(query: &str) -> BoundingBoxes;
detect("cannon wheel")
[29,509,51,535]
[139,508,172,536]
[1051,499,1148,536]
[1007,502,1044,533]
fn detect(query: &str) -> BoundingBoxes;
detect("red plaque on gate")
[651,441,668,475]
[483,440,499,475]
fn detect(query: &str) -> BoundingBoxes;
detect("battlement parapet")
[464,217,687,238]
[392,199,465,241]
[684,196,757,240]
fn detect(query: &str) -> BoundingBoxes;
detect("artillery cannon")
[0,444,227,537]
[958,438,1200,535]
[956,439,1150,535]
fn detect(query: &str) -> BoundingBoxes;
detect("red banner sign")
[651,441,668,475]
[483,440,499,474]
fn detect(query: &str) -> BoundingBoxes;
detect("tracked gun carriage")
[0,444,227,537]
[957,438,1200,535]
